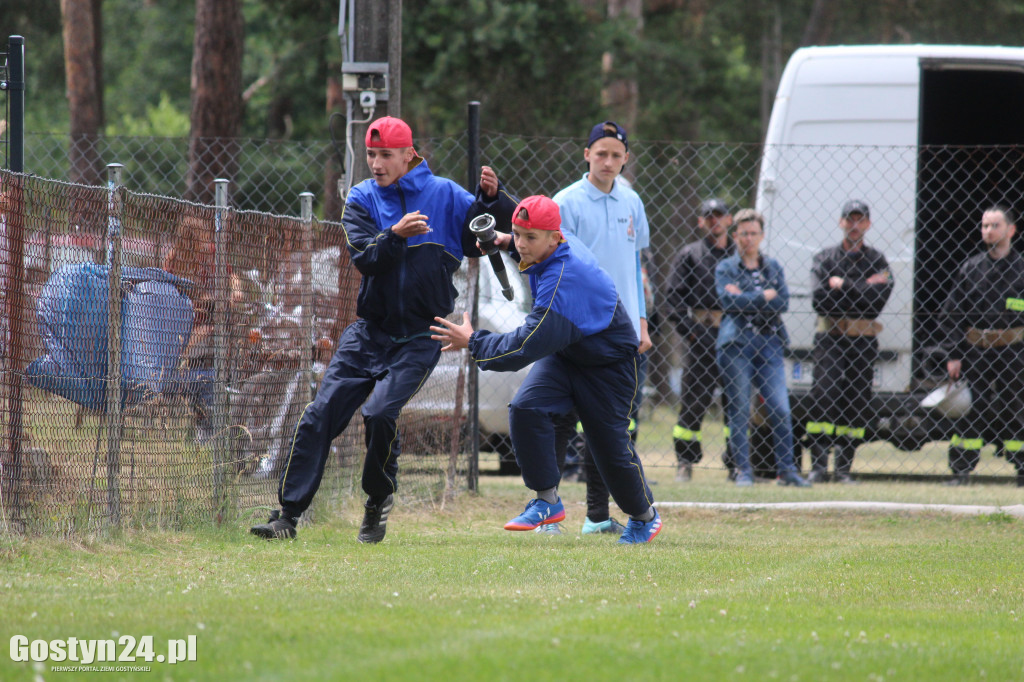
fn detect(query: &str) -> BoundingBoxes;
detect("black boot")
[946,445,978,487]
[250,509,298,539]
[945,473,970,487]
[807,440,830,483]
[358,494,394,544]
[674,438,702,482]
[834,438,859,485]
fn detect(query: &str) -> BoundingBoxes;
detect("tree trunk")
[602,0,642,135]
[186,0,244,204]
[348,0,399,188]
[761,0,783,140]
[800,0,840,47]
[324,75,345,222]
[61,0,104,187]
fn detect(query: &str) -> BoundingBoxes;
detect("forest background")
[7,0,1024,159]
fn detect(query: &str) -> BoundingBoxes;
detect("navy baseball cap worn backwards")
[701,198,730,216]
[841,199,870,218]
[587,121,628,151]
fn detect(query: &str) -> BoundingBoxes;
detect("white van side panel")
[758,50,921,393]
[786,55,920,145]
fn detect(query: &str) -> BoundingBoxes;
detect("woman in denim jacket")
[715,209,811,487]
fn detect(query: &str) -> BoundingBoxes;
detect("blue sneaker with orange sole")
[617,508,663,544]
[504,498,566,531]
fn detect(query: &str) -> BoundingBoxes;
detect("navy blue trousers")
[277,319,441,516]
[509,352,654,518]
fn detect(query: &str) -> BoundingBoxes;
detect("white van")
[756,44,1024,449]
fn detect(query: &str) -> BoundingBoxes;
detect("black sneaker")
[250,510,297,539]
[777,470,812,487]
[675,462,693,482]
[944,474,969,487]
[807,469,829,484]
[358,495,394,544]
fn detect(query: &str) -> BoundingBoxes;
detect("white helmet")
[921,381,972,419]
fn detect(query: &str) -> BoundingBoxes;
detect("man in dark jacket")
[806,200,893,483]
[251,116,516,542]
[665,198,734,481]
[942,204,1024,487]
[430,195,662,544]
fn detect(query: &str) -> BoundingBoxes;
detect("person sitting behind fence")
[162,208,218,439]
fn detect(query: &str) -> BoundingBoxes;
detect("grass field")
[2,470,1023,682]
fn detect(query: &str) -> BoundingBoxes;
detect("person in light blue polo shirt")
[549,120,652,536]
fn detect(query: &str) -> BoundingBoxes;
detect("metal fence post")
[105,163,125,527]
[3,36,25,173]
[1,36,28,531]
[2,174,26,532]
[465,101,481,492]
[299,192,315,401]
[212,179,230,511]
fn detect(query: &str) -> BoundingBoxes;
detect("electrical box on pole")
[337,0,401,189]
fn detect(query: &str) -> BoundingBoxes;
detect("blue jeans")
[717,331,797,477]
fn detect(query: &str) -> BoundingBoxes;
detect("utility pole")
[343,0,402,187]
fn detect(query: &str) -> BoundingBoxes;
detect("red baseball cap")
[366,116,414,148]
[512,195,562,231]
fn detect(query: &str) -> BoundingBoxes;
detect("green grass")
[2,477,1024,682]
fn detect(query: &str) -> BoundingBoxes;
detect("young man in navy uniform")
[431,195,662,544]
[251,116,516,542]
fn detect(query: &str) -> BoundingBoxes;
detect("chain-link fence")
[464,134,1024,486]
[0,167,478,534]
[4,131,1023,534]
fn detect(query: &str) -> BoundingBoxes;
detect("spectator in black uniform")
[942,205,1024,487]
[805,200,893,484]
[665,198,734,481]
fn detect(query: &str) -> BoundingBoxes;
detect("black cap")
[701,198,730,217]
[841,199,870,218]
[587,121,628,151]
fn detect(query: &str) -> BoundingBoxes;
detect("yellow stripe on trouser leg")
[806,421,836,436]
[951,434,984,450]
[672,426,702,442]
[1003,440,1024,452]
[836,426,865,439]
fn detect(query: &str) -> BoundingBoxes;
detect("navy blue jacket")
[715,253,790,349]
[342,157,515,339]
[468,235,639,371]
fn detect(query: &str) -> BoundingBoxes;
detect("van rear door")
[913,60,1024,387]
